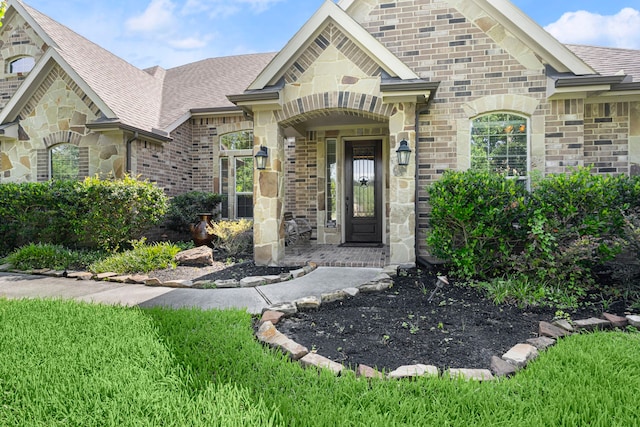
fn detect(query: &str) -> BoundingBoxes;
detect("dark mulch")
[276,268,626,372]
[149,261,629,372]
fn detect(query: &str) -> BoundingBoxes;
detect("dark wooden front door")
[345,140,382,243]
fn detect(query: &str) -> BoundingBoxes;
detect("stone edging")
[0,262,318,289]
[256,265,640,381]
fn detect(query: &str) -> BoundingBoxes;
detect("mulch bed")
[150,261,628,372]
[276,268,624,372]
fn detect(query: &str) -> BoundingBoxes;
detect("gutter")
[554,75,627,88]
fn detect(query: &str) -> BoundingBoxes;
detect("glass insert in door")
[352,146,376,218]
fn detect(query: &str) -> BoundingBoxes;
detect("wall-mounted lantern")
[255,146,268,170]
[396,139,412,166]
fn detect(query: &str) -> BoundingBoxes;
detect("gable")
[284,23,381,85]
[342,0,595,76]
[18,64,100,147]
[248,1,418,91]
[19,63,101,123]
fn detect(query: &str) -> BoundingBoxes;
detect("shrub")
[207,219,253,257]
[0,176,168,253]
[426,169,527,279]
[4,243,104,271]
[79,175,168,251]
[89,239,181,274]
[165,191,225,232]
[0,180,83,253]
[427,168,640,307]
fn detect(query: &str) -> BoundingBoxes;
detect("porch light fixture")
[396,139,412,166]
[255,146,268,170]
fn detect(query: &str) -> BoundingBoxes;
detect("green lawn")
[1,299,638,426]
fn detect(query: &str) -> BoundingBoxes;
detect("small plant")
[553,310,572,322]
[380,334,390,345]
[89,239,181,274]
[207,219,253,257]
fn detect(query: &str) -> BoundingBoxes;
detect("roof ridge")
[565,43,640,53]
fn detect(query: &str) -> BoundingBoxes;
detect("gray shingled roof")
[566,44,640,82]
[20,2,275,135]
[22,2,165,134]
[160,53,276,129]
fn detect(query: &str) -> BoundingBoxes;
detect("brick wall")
[190,114,248,194]
[585,102,630,175]
[135,120,192,196]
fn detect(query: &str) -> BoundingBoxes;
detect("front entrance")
[345,140,383,243]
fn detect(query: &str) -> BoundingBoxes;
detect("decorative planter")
[190,213,214,247]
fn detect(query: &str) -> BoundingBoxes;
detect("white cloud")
[181,0,285,17]
[545,7,640,49]
[126,0,177,33]
[168,36,212,50]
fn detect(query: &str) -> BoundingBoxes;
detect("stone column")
[389,102,416,265]
[252,109,285,266]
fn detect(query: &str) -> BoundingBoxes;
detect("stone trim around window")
[457,94,544,174]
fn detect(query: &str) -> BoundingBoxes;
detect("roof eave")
[86,120,172,143]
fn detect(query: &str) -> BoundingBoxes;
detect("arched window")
[50,144,79,180]
[9,56,35,74]
[470,113,529,180]
[220,130,253,151]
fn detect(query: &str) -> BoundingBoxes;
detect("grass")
[1,299,638,426]
[2,243,104,271]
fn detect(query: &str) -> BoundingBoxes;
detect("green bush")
[0,180,83,253]
[89,239,181,274]
[426,169,527,279]
[165,191,225,232]
[80,175,168,251]
[207,219,253,257]
[427,168,640,306]
[4,243,104,271]
[0,176,168,253]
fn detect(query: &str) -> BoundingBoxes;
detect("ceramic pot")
[190,213,213,247]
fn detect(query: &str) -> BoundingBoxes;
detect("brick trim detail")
[276,91,392,126]
[43,130,83,148]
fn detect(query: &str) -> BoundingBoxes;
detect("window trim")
[469,112,531,185]
[49,143,80,181]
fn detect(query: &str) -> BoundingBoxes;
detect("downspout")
[415,106,430,268]
[126,131,139,174]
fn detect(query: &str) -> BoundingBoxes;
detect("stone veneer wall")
[0,12,45,108]
[1,63,127,183]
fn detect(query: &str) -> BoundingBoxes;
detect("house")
[0,0,638,267]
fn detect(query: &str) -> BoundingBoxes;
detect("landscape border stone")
[2,261,318,290]
[254,270,639,382]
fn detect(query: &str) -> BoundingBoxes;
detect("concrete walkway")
[0,267,383,314]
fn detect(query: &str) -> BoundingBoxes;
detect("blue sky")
[21,0,640,69]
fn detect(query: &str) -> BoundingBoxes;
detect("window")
[220,131,253,151]
[235,157,253,218]
[470,113,528,179]
[219,131,254,219]
[9,57,35,74]
[326,138,337,227]
[50,144,79,180]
